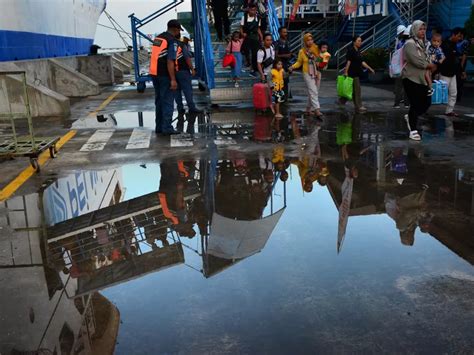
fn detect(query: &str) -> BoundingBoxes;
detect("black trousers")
[213,5,230,40]
[403,78,431,131]
[243,37,260,72]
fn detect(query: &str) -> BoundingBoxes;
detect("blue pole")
[282,0,286,26]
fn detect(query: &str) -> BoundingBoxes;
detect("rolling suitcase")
[253,82,272,110]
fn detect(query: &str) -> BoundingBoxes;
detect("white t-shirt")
[257,47,275,75]
[240,15,261,27]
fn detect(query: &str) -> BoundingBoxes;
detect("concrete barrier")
[0,63,70,118]
[49,59,100,97]
[112,56,131,74]
[76,55,114,85]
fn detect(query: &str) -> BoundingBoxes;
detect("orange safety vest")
[149,32,175,76]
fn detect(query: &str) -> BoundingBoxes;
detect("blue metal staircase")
[129,0,215,92]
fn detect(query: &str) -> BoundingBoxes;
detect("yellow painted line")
[0,89,120,201]
[0,130,77,202]
[87,91,120,117]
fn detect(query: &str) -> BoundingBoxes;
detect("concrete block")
[0,64,70,118]
[49,59,100,97]
[76,55,114,85]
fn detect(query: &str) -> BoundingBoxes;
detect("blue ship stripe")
[0,30,93,61]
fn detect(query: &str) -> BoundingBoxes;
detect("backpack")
[389,46,405,78]
[260,46,275,69]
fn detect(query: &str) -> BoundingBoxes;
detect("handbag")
[222,41,236,68]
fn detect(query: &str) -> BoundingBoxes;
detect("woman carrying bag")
[339,36,375,114]
[289,33,323,118]
[402,20,435,141]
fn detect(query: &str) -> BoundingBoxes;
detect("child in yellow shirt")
[271,59,285,119]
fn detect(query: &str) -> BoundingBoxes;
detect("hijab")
[410,20,427,50]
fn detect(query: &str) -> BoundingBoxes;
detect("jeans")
[152,75,176,133]
[439,74,457,114]
[176,70,197,112]
[231,52,243,79]
[403,78,431,131]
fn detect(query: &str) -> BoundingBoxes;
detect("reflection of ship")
[0,189,119,354]
[0,0,107,61]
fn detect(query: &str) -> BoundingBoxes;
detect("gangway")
[129,0,215,92]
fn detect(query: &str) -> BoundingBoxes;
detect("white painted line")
[80,129,115,152]
[170,134,194,147]
[126,128,152,149]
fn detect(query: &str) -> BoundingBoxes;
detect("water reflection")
[2,113,474,352]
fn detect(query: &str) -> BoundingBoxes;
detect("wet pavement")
[1,77,474,354]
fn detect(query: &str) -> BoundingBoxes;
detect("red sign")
[344,0,358,15]
[290,0,302,21]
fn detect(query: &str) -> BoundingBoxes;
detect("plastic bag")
[337,75,353,100]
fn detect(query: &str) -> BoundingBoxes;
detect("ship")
[0,0,106,62]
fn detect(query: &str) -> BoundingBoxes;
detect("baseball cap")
[397,25,406,36]
[167,19,184,30]
[403,25,411,36]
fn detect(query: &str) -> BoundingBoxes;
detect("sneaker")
[275,113,284,118]
[249,71,258,78]
[427,88,434,96]
[409,130,421,141]
[393,104,401,109]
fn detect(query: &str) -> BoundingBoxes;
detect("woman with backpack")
[289,33,323,117]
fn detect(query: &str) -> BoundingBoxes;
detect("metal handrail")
[335,0,428,69]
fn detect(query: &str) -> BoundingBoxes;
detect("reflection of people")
[159,160,196,238]
[385,188,430,246]
[384,149,432,246]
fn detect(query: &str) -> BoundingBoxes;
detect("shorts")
[272,90,285,103]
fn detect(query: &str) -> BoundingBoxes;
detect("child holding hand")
[271,59,285,118]
[226,31,244,87]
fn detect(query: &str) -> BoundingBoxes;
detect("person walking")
[439,27,464,116]
[339,36,375,113]
[226,31,244,87]
[402,20,435,141]
[257,33,275,82]
[289,33,323,117]
[393,25,409,109]
[275,27,293,99]
[149,20,182,135]
[241,4,263,76]
[211,0,230,41]
[175,37,202,116]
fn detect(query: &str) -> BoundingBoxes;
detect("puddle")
[2,118,474,353]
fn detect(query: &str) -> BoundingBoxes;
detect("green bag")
[336,75,353,100]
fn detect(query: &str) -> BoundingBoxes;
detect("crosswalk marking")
[80,129,115,152]
[126,128,152,150]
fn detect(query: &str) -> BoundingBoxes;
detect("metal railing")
[288,17,340,52]
[335,0,428,70]
[275,1,341,18]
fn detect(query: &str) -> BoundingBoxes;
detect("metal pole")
[282,0,286,26]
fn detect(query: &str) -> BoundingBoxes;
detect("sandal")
[409,130,421,141]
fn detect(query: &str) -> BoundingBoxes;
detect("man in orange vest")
[149,20,182,135]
